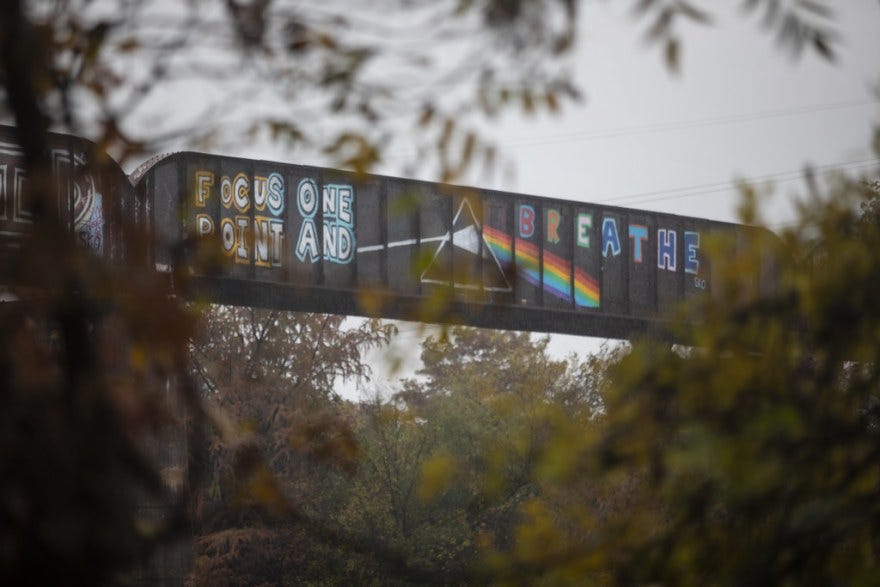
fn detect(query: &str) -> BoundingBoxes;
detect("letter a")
[602,218,621,257]
[296,219,320,263]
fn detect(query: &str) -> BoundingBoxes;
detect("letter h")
[657,228,677,271]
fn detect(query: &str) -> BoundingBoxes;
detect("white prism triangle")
[419,198,512,292]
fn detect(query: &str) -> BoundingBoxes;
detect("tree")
[183,321,617,584]
[187,308,395,585]
[481,176,880,585]
[334,328,621,583]
[190,306,391,503]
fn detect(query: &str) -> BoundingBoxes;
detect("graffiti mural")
[133,151,773,340]
[194,170,286,266]
[55,148,104,254]
[0,132,106,255]
[1,125,768,340]
[188,166,356,271]
[417,199,512,293]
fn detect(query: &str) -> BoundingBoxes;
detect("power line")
[597,157,880,207]
[503,98,877,149]
[381,97,876,166]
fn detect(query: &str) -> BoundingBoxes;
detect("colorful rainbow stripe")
[484,226,600,308]
[542,249,573,303]
[574,267,600,308]
[514,238,541,287]
[483,226,513,266]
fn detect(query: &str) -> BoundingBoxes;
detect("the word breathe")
[516,205,702,276]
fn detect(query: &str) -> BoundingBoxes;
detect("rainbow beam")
[574,267,600,308]
[486,226,600,308]
[542,249,573,303]
[514,238,541,287]
[483,226,513,266]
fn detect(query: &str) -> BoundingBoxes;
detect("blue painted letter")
[602,218,621,257]
[684,231,700,275]
[657,228,677,271]
[628,224,648,263]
